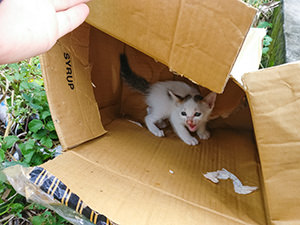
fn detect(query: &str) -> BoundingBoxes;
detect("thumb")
[56,3,89,39]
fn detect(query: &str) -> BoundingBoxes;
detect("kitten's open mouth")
[187,122,197,132]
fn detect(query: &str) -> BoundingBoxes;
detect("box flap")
[243,62,300,224]
[231,28,266,86]
[86,0,256,93]
[42,119,267,225]
[40,24,106,149]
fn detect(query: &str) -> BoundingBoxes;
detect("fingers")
[52,0,90,12]
[56,3,89,39]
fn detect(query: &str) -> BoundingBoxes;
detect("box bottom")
[43,119,267,225]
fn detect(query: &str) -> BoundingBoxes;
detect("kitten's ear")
[168,90,182,102]
[203,92,217,109]
[168,90,191,102]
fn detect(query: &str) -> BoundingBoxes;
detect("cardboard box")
[4,0,300,224]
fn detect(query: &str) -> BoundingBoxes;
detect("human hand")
[0,0,90,64]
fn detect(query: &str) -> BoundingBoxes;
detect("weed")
[0,57,69,224]
[243,0,281,68]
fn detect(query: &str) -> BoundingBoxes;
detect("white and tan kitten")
[120,54,217,145]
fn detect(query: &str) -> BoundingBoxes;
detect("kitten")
[120,54,217,145]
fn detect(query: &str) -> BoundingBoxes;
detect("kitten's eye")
[181,111,187,116]
[194,112,202,117]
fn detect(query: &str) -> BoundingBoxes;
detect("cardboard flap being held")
[40,24,106,149]
[243,62,300,224]
[87,0,256,93]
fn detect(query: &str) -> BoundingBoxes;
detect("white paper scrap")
[203,168,258,195]
[128,120,143,128]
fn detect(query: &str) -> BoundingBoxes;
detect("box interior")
[41,25,268,225]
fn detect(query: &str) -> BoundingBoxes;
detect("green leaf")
[56,214,68,224]
[43,210,53,217]
[29,102,43,111]
[23,151,35,164]
[2,136,19,150]
[28,203,46,211]
[20,81,30,91]
[31,215,47,225]
[33,78,44,86]
[41,136,53,148]
[30,80,42,89]
[33,129,48,140]
[25,139,35,151]
[257,21,272,29]
[30,154,44,166]
[10,203,24,214]
[41,111,51,120]
[49,131,58,140]
[19,139,35,154]
[42,154,52,162]
[8,63,19,72]
[263,35,272,47]
[19,140,36,164]
[14,72,22,81]
[5,74,14,82]
[45,121,55,131]
[28,119,44,133]
[0,149,5,162]
[18,143,25,152]
[262,47,269,54]
[22,93,33,102]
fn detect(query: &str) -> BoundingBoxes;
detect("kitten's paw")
[197,130,210,140]
[150,129,165,137]
[183,137,199,146]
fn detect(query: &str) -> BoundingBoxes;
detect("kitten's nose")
[187,119,194,125]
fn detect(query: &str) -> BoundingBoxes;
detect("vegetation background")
[0,0,283,224]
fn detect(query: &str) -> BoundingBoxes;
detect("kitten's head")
[169,91,217,132]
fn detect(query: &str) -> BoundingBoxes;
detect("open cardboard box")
[3,0,300,225]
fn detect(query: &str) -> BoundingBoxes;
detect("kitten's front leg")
[171,120,198,146]
[145,114,164,137]
[197,122,210,140]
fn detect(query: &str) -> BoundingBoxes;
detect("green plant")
[243,0,281,68]
[243,0,273,8]
[0,57,59,166]
[0,183,25,224]
[0,181,69,225]
[29,205,68,225]
[0,58,68,224]
[257,21,273,67]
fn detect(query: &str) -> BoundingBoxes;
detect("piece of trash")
[128,120,143,128]
[0,97,8,125]
[52,145,63,157]
[169,169,174,174]
[203,168,258,195]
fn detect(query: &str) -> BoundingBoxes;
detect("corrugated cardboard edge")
[40,24,106,149]
[243,61,300,224]
[231,28,266,87]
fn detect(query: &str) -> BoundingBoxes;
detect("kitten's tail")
[120,54,150,94]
